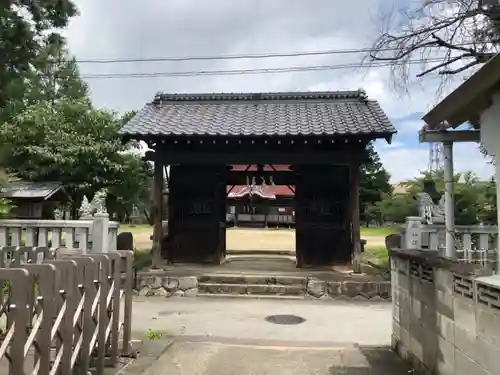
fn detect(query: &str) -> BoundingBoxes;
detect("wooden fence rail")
[0,246,134,375]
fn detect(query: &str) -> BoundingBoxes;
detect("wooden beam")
[419,130,480,143]
[422,53,500,128]
[153,150,364,165]
[226,171,295,186]
[151,157,164,268]
[350,162,361,273]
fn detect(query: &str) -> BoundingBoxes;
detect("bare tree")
[368,0,500,89]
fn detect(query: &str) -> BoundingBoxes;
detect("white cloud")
[63,0,494,183]
[377,142,495,182]
[396,119,424,135]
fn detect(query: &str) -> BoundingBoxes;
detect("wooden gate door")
[168,165,226,263]
[294,165,352,267]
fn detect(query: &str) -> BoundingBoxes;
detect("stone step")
[225,249,296,256]
[197,274,307,286]
[225,254,296,262]
[198,282,306,296]
[196,293,304,300]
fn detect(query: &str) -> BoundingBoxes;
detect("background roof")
[0,181,64,200]
[119,90,395,139]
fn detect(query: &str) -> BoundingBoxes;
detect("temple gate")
[119,90,395,270]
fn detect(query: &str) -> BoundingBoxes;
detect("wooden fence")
[0,246,134,375]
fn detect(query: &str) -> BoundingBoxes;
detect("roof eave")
[119,131,396,140]
[422,53,500,129]
[43,184,65,201]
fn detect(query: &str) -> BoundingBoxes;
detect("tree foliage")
[360,142,393,222]
[367,170,497,226]
[0,23,152,220]
[0,172,12,218]
[0,1,78,109]
[0,99,124,205]
[26,34,89,104]
[106,153,153,222]
[368,1,500,88]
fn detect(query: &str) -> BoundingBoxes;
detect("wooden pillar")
[350,162,362,273]
[151,156,164,269]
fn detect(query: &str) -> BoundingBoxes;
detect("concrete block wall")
[391,251,500,375]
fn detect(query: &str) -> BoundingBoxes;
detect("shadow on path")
[133,337,412,375]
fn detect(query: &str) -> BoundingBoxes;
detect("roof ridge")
[152,90,368,105]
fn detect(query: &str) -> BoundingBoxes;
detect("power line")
[76,57,445,79]
[74,43,478,64]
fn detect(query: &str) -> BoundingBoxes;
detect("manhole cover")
[265,314,306,325]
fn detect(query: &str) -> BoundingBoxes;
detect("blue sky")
[64,0,495,183]
[375,112,493,182]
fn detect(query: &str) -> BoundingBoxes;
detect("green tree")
[400,170,496,225]
[26,35,89,105]
[2,35,88,124]
[1,99,152,220]
[375,193,418,224]
[360,142,393,223]
[0,173,12,218]
[0,99,126,216]
[0,35,150,220]
[107,153,153,222]
[0,1,78,111]
[477,177,497,224]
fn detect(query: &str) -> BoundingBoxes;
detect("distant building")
[392,183,408,195]
[226,165,294,227]
[0,181,67,219]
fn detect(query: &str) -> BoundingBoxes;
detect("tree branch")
[366,0,500,88]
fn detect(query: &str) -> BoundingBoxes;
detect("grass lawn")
[121,225,397,237]
[362,245,389,266]
[360,226,399,237]
[120,224,152,235]
[121,225,392,262]
[123,224,392,272]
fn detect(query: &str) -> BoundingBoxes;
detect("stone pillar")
[405,216,422,250]
[92,213,110,253]
[443,141,455,257]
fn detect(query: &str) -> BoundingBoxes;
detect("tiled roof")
[227,185,294,198]
[0,181,64,200]
[119,90,395,138]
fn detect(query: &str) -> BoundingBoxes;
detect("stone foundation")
[136,274,199,297]
[309,279,391,300]
[135,272,391,301]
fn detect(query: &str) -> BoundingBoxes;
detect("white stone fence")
[402,216,498,267]
[0,213,119,253]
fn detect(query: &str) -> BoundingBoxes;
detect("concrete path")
[131,297,410,374]
[132,297,392,344]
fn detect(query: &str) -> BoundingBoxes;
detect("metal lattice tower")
[428,142,443,173]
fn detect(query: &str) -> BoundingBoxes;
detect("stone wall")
[391,250,500,375]
[134,272,391,300]
[135,274,199,297]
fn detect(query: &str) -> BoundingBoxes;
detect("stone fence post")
[92,213,110,253]
[404,216,422,250]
